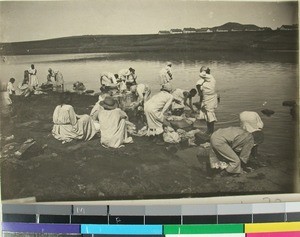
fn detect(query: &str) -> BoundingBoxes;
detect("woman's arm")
[186,96,195,112]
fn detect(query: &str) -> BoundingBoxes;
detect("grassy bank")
[0,31,298,55]
[0,92,296,202]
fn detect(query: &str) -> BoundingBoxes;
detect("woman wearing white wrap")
[144,83,173,144]
[239,111,264,159]
[159,62,173,85]
[52,93,97,143]
[196,66,218,134]
[98,96,133,148]
[28,64,38,89]
[239,111,263,133]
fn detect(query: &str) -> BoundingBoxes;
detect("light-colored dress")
[28,68,39,88]
[54,71,64,92]
[144,91,173,135]
[159,65,172,85]
[136,84,151,103]
[172,88,186,110]
[197,74,218,122]
[52,104,97,142]
[4,81,15,105]
[210,127,254,174]
[90,94,108,132]
[239,111,264,133]
[98,108,132,148]
[118,69,131,80]
[100,72,118,86]
[118,69,136,82]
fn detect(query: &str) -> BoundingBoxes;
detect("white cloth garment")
[239,111,264,133]
[4,82,15,105]
[28,68,39,88]
[197,74,218,122]
[136,84,151,103]
[100,72,118,86]
[52,104,97,142]
[172,88,187,110]
[144,91,173,135]
[159,65,172,85]
[98,108,133,148]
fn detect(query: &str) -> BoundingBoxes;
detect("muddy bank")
[0,92,296,202]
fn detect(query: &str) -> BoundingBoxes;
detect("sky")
[0,0,298,42]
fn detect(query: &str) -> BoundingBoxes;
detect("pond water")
[0,51,298,171]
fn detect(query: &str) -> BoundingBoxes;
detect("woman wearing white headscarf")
[144,83,173,143]
[239,111,264,159]
[239,111,263,133]
[196,66,218,134]
[159,62,173,85]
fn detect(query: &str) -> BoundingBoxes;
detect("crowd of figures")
[4,64,64,104]
[4,62,265,177]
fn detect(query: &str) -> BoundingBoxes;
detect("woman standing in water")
[196,66,218,135]
[5,77,16,105]
[28,64,39,89]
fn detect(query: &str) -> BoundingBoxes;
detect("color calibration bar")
[2,202,300,236]
[2,202,300,224]
[2,222,300,236]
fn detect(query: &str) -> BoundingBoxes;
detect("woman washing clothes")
[144,83,174,145]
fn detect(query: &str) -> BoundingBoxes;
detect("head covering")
[167,62,172,66]
[100,96,118,110]
[129,67,135,73]
[200,66,208,72]
[48,68,53,73]
[199,66,208,77]
[161,83,173,93]
[239,111,264,133]
[252,130,264,145]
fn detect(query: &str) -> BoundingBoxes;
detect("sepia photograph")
[0,0,299,202]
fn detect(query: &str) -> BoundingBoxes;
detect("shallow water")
[0,51,298,166]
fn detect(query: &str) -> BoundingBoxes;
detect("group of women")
[51,63,218,148]
[52,92,133,148]
[51,62,264,176]
[4,61,264,175]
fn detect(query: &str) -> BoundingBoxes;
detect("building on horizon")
[183,28,196,34]
[158,30,170,35]
[216,29,229,32]
[196,28,213,33]
[170,29,183,34]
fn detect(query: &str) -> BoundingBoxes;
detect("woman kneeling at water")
[52,92,97,143]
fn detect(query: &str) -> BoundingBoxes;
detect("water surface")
[0,51,298,175]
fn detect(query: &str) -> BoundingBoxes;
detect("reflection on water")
[0,51,298,160]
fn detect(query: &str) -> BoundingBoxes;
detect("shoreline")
[1,31,298,56]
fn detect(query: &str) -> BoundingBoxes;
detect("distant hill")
[212,22,261,31]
